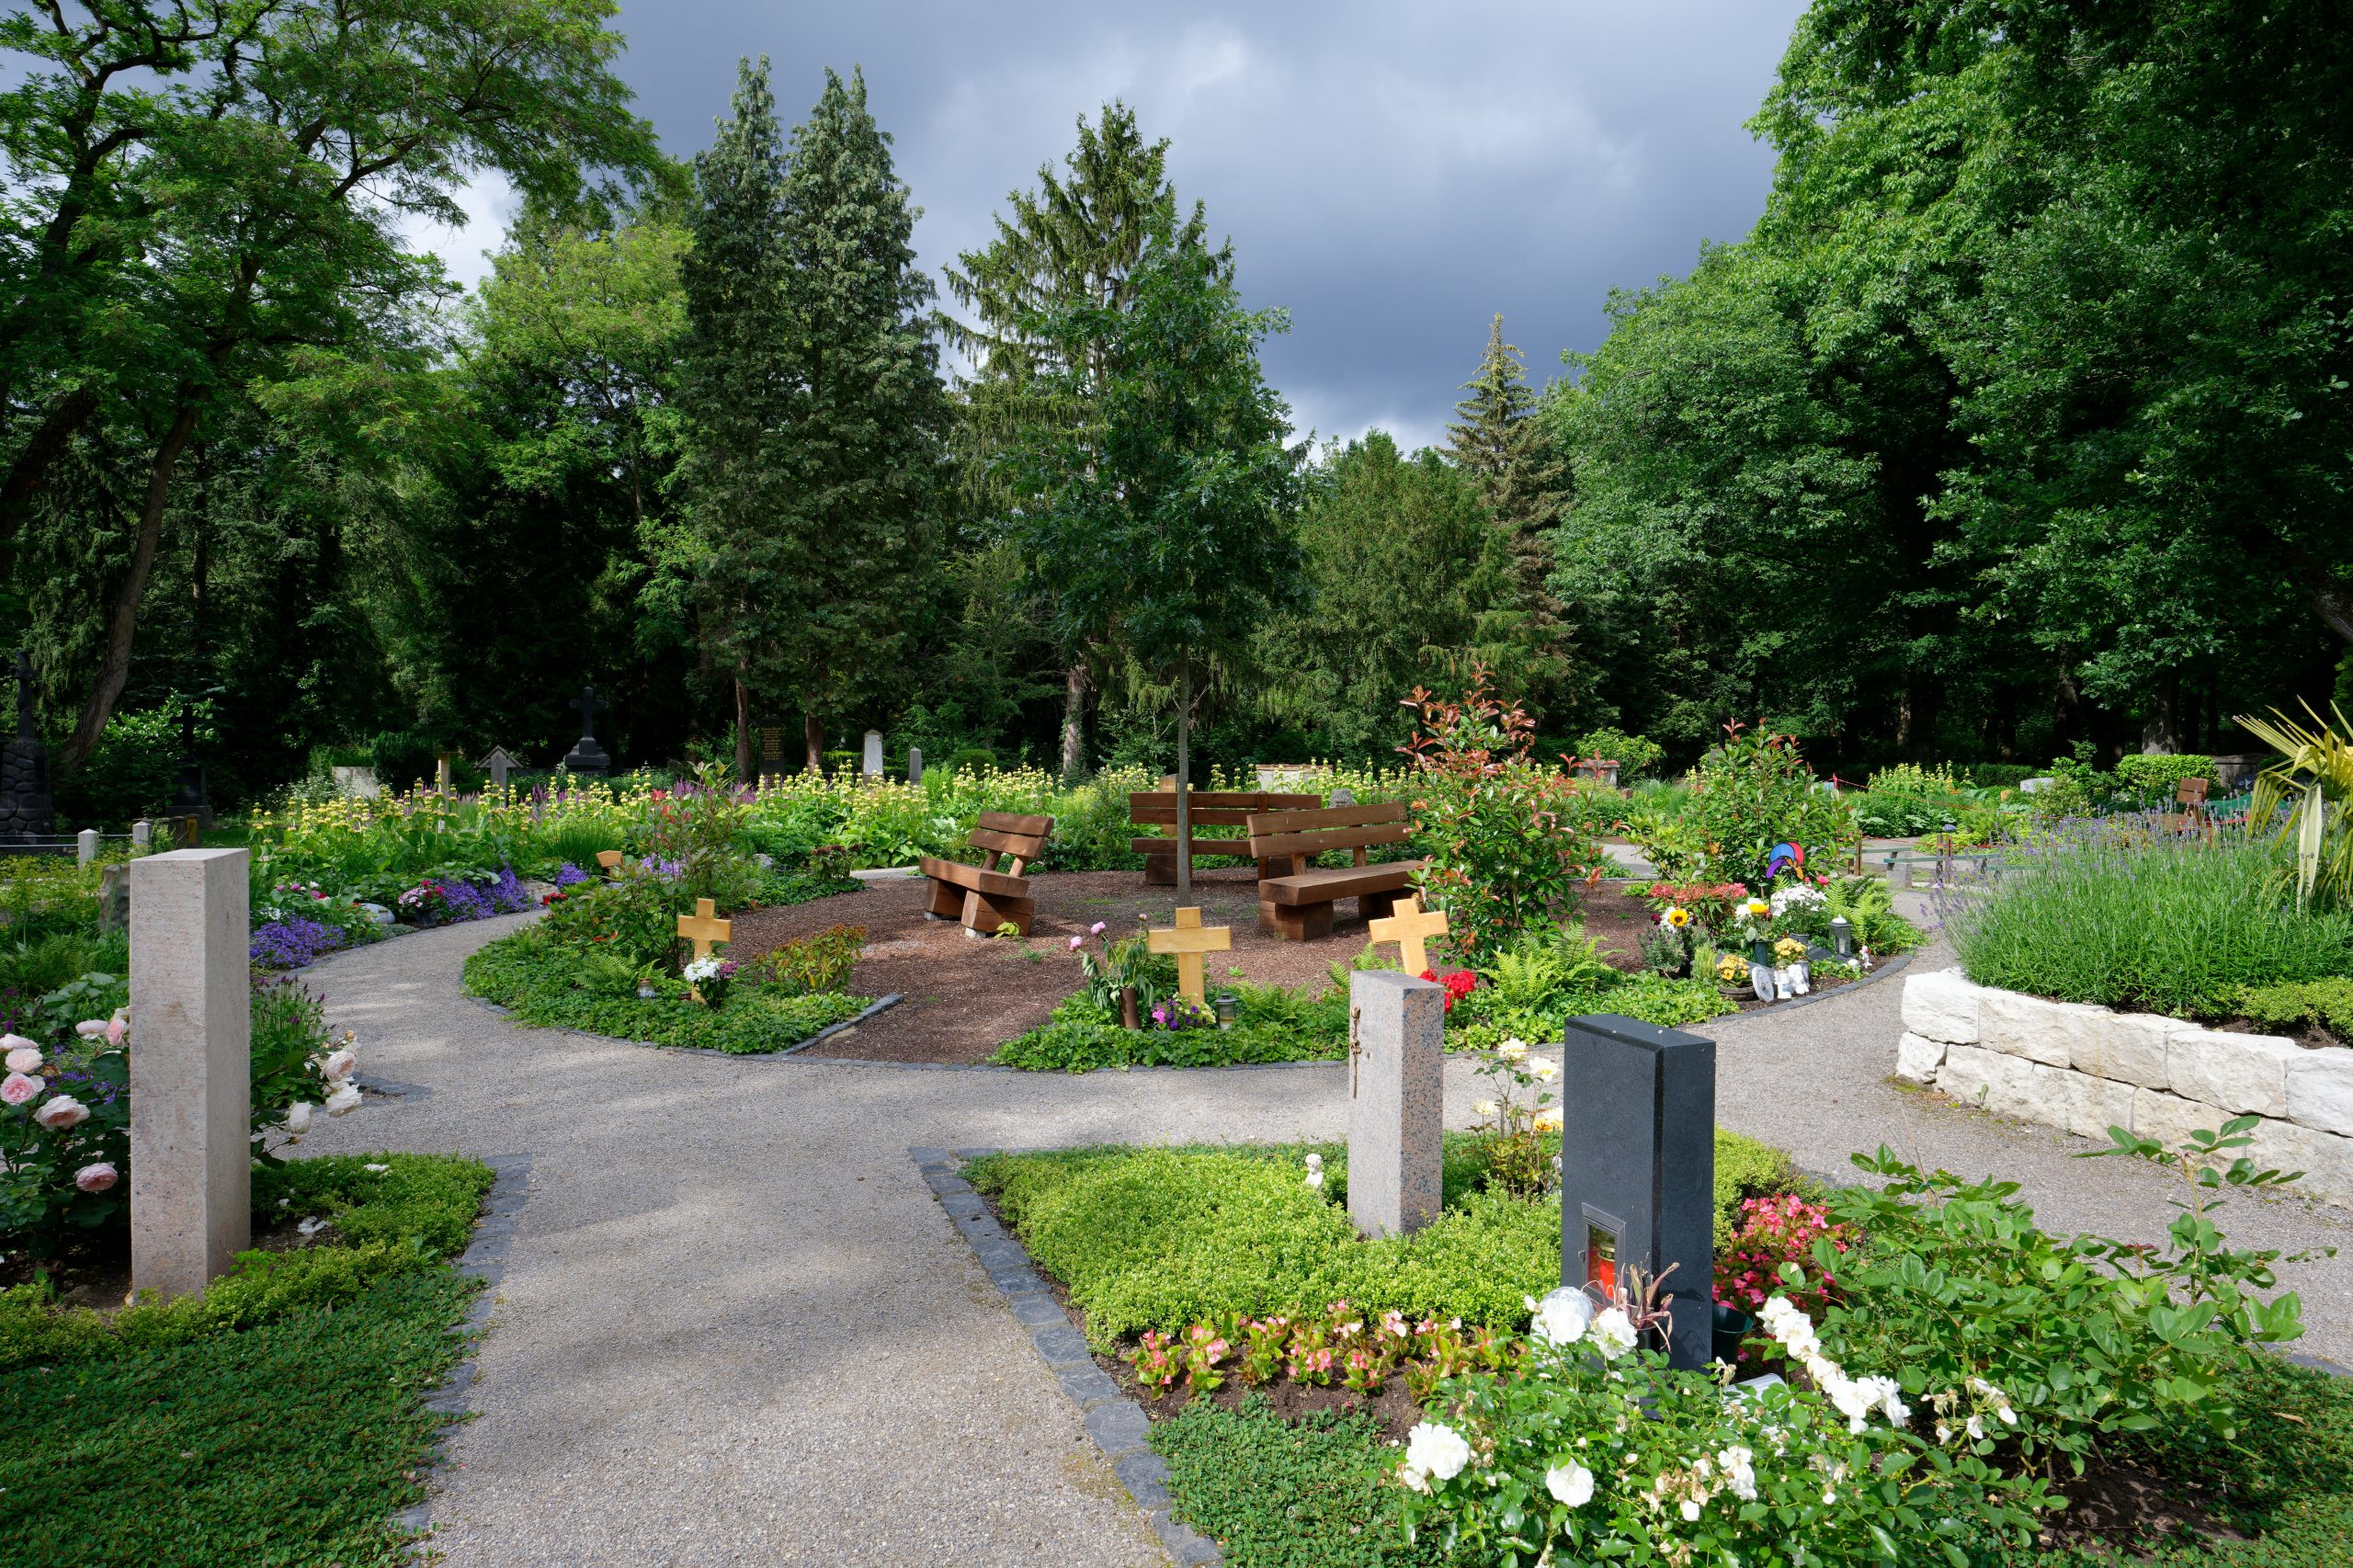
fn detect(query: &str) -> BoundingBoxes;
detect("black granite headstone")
[563,686,611,774]
[1560,1013,1717,1370]
[0,651,54,840]
[168,699,210,827]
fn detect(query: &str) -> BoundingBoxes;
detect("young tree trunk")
[59,400,201,773]
[1060,663,1089,778]
[1175,666,1193,901]
[804,710,825,775]
[2141,672,2181,754]
[733,674,753,783]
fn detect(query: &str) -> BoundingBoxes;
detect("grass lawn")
[0,1153,493,1567]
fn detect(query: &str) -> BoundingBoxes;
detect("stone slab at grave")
[75,828,97,865]
[1347,970,1444,1239]
[1146,906,1231,1006]
[131,819,152,851]
[481,746,518,791]
[756,720,786,784]
[563,685,611,775]
[907,744,923,785]
[862,729,885,778]
[1560,1013,1716,1370]
[130,848,251,1298]
[0,650,54,841]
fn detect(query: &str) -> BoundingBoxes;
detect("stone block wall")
[1898,968,2353,1210]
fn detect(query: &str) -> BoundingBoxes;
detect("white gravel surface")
[298,898,2352,1566]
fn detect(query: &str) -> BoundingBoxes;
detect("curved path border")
[291,904,2352,1567]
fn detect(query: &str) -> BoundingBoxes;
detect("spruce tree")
[681,62,945,772]
[943,102,1227,776]
[1446,314,1572,717]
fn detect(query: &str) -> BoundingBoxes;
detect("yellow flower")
[1663,905,1690,929]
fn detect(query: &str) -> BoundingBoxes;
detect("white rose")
[1403,1421,1472,1485]
[4,1045,40,1074]
[1471,1099,1498,1118]
[32,1095,88,1131]
[1530,1058,1558,1083]
[1718,1445,1757,1502]
[1497,1040,1529,1062]
[1546,1461,1594,1506]
[1590,1307,1637,1359]
[1679,1499,1701,1522]
[320,1048,357,1081]
[324,1083,363,1118]
[1529,1287,1596,1347]
[282,1101,313,1133]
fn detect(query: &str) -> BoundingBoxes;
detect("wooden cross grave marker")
[1145,905,1232,1007]
[677,897,733,1002]
[1369,894,1449,976]
[596,849,625,874]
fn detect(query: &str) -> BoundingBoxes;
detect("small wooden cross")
[596,849,625,874]
[1145,905,1232,1006]
[1370,894,1449,975]
[676,897,733,1001]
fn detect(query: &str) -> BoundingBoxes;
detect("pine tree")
[680,62,946,772]
[943,101,1227,776]
[1446,314,1573,717]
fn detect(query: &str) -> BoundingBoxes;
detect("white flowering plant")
[1469,1039,1558,1198]
[1397,1284,2048,1566]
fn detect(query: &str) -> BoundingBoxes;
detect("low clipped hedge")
[966,1131,1800,1350]
[0,1153,494,1567]
[462,927,867,1053]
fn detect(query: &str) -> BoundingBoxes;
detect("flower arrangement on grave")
[1070,915,1175,1028]
[1638,904,1695,978]
[680,955,738,1006]
[1470,1038,1560,1197]
[1418,968,1479,1013]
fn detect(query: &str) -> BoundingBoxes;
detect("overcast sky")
[415,1,1808,453]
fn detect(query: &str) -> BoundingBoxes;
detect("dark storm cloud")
[605,0,1806,450]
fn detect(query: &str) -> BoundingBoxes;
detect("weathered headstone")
[1347,970,1445,1239]
[481,746,517,791]
[75,828,98,865]
[862,730,884,778]
[131,819,152,851]
[129,847,252,1299]
[906,745,923,785]
[0,651,54,841]
[168,700,210,828]
[97,862,130,936]
[563,686,611,774]
[435,751,454,794]
[1559,1013,1716,1369]
[756,720,786,785]
[330,765,379,799]
[1146,906,1232,1006]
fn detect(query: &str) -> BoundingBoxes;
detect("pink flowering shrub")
[1129,1301,1519,1402]
[1715,1193,1855,1320]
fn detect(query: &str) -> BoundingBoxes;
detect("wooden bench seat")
[919,812,1053,936]
[1130,790,1318,884]
[1245,801,1426,942]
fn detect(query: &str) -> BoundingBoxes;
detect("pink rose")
[0,1032,34,1055]
[33,1094,89,1130]
[106,1011,127,1047]
[320,1048,357,1080]
[1090,922,1107,936]
[74,1019,108,1038]
[1068,936,1083,950]
[4,1046,40,1074]
[1,1072,40,1106]
[74,1162,117,1193]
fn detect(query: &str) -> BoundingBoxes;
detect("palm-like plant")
[2235,699,2353,908]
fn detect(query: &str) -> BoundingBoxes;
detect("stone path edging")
[1708,952,1913,1023]
[466,993,904,1061]
[395,1152,533,1546]
[913,1146,1222,1567]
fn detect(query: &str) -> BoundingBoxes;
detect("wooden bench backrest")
[1130,791,1319,829]
[1245,801,1412,869]
[968,811,1053,875]
[2176,777,2211,806]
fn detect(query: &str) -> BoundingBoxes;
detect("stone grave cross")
[676,898,732,1002]
[1370,893,1449,975]
[1145,905,1231,1006]
[563,685,612,774]
[481,746,517,790]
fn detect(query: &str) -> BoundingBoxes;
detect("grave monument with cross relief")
[1145,906,1231,1006]
[676,897,732,1002]
[563,685,611,775]
[480,746,518,791]
[1369,892,1449,975]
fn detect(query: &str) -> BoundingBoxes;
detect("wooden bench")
[2161,776,2213,835]
[1129,790,1319,885]
[919,812,1054,936]
[1245,801,1427,942]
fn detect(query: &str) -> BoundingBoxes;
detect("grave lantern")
[1560,1012,1716,1369]
[1829,915,1854,960]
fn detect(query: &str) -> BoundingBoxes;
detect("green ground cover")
[0,1153,494,1567]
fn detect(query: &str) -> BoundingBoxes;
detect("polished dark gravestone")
[0,651,54,840]
[563,685,611,775]
[1560,1013,1716,1370]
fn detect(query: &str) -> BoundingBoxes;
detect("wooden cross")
[1145,905,1232,1006]
[676,897,733,1002]
[596,849,625,874]
[1369,894,1449,976]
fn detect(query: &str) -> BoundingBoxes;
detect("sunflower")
[1662,905,1691,929]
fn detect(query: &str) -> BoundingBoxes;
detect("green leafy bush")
[463,927,866,1053]
[760,923,866,994]
[1154,1397,1449,1568]
[993,986,1349,1072]
[1946,826,2353,1017]
[2234,977,2353,1041]
[1571,726,1664,782]
[1637,722,1855,887]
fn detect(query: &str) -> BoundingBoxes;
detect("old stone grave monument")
[1560,1013,1717,1369]
[563,685,611,775]
[481,745,518,790]
[0,650,53,843]
[862,729,885,779]
[129,847,252,1298]
[1347,969,1444,1239]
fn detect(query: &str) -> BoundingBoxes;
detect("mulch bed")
[726,873,1845,1066]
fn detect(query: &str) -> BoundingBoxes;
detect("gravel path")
[297,894,2352,1567]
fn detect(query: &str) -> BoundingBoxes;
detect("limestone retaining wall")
[1898,969,2353,1210]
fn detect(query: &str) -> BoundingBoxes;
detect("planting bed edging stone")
[1897,969,2353,1210]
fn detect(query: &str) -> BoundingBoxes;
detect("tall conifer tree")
[944,102,1226,776]
[1447,314,1572,718]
